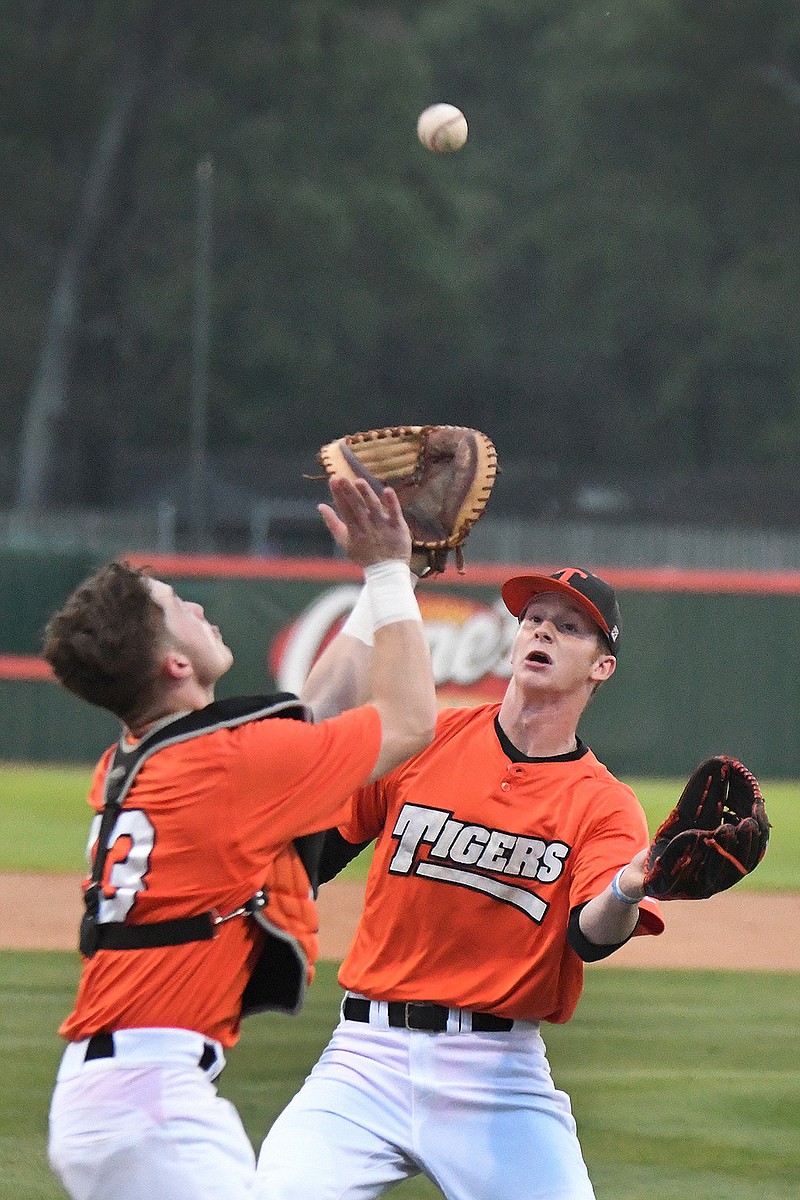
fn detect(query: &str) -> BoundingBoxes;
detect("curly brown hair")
[42,561,166,726]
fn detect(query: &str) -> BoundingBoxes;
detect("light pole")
[189,157,213,551]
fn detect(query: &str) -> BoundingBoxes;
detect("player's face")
[147,578,234,687]
[510,592,614,695]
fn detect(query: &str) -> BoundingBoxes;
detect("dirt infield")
[1,873,798,969]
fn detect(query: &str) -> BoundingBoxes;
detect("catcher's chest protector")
[80,694,318,1017]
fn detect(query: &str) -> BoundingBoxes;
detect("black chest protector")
[79,693,323,1017]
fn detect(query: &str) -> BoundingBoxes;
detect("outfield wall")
[1,550,799,777]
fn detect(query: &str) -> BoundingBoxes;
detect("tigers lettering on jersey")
[389,803,570,923]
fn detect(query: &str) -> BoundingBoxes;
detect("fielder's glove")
[642,756,770,901]
[317,425,498,577]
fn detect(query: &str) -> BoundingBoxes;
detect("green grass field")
[2,953,798,1200]
[1,765,798,1199]
[0,764,796,888]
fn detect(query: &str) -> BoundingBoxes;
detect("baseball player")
[256,567,665,1200]
[45,475,438,1200]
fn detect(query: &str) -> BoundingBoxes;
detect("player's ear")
[162,649,192,681]
[590,654,616,684]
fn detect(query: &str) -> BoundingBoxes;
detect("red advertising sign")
[269,584,518,707]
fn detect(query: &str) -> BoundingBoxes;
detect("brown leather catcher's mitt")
[318,426,498,576]
[642,756,770,900]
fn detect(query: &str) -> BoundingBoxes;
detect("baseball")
[416,103,468,153]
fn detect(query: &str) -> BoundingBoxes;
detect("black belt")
[84,1033,219,1073]
[343,996,514,1033]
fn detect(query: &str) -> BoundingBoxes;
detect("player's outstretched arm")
[576,850,648,948]
[302,476,436,779]
[300,628,372,722]
[301,475,398,721]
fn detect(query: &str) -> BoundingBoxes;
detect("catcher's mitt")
[642,756,770,901]
[317,425,498,577]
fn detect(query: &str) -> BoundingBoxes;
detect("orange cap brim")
[501,574,611,635]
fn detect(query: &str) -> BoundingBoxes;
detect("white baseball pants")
[256,997,596,1200]
[49,1028,257,1200]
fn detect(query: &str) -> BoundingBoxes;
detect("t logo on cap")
[551,568,590,586]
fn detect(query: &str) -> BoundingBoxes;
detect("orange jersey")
[337,704,663,1024]
[62,704,382,1047]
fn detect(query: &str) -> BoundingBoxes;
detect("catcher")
[43,474,440,1200]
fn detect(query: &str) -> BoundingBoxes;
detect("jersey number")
[86,809,155,923]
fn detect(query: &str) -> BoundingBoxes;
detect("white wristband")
[611,868,643,906]
[363,560,421,631]
[341,570,421,646]
[340,586,374,647]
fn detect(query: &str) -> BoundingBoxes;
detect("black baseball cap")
[501,568,621,654]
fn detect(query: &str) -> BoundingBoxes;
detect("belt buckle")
[404,1002,438,1030]
[403,1002,447,1032]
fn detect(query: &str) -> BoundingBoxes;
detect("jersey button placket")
[500,763,518,793]
[501,763,527,794]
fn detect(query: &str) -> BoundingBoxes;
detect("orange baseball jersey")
[337,704,664,1024]
[61,703,382,1048]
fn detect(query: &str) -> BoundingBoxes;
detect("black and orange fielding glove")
[642,756,770,901]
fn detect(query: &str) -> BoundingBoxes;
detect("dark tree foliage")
[3,0,800,511]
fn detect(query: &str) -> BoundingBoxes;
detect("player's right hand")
[318,476,412,568]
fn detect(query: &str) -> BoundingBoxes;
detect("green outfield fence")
[1,548,799,776]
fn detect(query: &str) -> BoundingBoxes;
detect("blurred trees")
[3,0,800,511]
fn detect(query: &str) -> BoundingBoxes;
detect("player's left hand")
[615,848,648,900]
